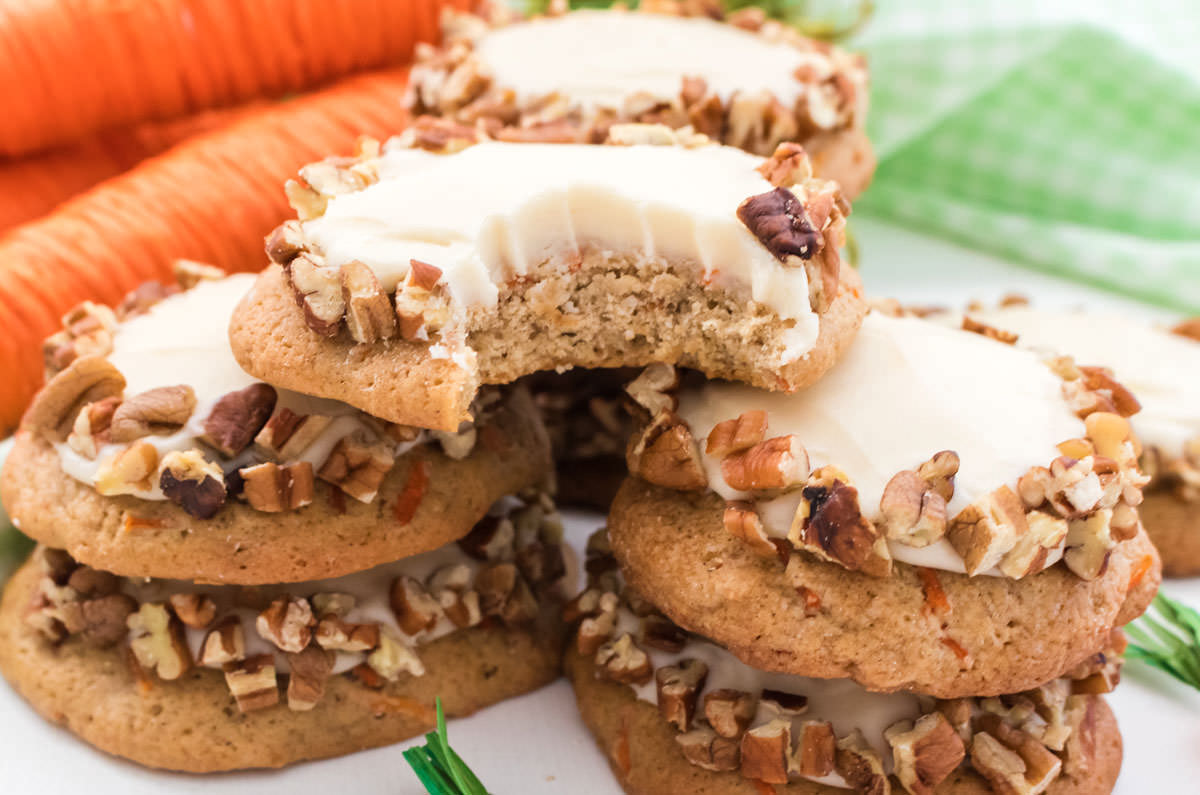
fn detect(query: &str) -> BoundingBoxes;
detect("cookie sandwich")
[611,312,1160,698]
[231,126,865,432]
[565,532,1126,794]
[3,267,552,584]
[0,492,567,772]
[407,3,875,197]
[953,304,1200,577]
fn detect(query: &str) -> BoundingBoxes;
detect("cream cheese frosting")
[471,10,826,112]
[302,141,820,358]
[676,313,1083,574]
[964,307,1200,456]
[613,605,919,789]
[52,276,445,501]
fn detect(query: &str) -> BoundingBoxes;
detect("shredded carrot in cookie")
[121,515,167,534]
[917,567,951,615]
[1128,554,1154,588]
[393,460,431,525]
[612,713,633,777]
[368,695,437,722]
[940,636,970,662]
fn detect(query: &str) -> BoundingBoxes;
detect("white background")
[2,217,1198,793]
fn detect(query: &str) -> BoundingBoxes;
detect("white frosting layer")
[124,541,481,676]
[303,142,819,357]
[615,608,919,789]
[473,10,825,111]
[53,276,427,501]
[965,307,1200,456]
[676,313,1082,573]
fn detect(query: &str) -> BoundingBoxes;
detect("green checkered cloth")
[857,20,1200,311]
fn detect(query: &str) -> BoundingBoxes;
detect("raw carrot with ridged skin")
[0,104,263,232]
[0,66,417,434]
[0,0,469,157]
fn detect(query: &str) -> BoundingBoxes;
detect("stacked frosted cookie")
[408,2,875,197]
[949,304,1200,577]
[0,266,567,771]
[565,311,1160,793]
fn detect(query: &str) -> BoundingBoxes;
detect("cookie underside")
[564,647,1122,795]
[0,387,551,584]
[0,560,564,772]
[608,479,1160,698]
[230,262,865,431]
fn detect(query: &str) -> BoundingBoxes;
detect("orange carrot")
[0,67,417,434]
[0,105,260,233]
[0,0,469,157]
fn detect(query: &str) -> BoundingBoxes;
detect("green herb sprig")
[1126,594,1200,691]
[403,700,490,795]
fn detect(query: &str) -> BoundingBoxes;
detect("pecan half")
[109,385,196,442]
[201,383,277,457]
[24,356,125,441]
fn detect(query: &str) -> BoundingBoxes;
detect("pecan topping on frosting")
[736,187,822,263]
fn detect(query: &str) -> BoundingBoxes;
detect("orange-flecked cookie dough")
[231,128,866,431]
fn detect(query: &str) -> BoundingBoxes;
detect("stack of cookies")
[564,308,1161,793]
[0,265,568,771]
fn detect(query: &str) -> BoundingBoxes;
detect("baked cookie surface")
[408,7,875,197]
[608,479,1159,698]
[231,133,867,431]
[565,648,1121,795]
[0,558,563,772]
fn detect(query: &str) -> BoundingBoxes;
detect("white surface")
[2,217,1198,792]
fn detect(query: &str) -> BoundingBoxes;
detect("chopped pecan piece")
[200,616,246,666]
[625,363,679,417]
[885,712,966,795]
[704,689,756,739]
[201,383,277,457]
[676,725,740,772]
[791,474,891,576]
[970,726,1062,795]
[168,593,216,629]
[127,603,192,680]
[109,385,196,442]
[760,689,809,716]
[159,450,227,519]
[946,485,1028,575]
[224,654,279,712]
[962,315,1019,344]
[757,142,814,187]
[286,645,335,711]
[342,261,398,343]
[315,615,380,652]
[998,511,1068,579]
[265,220,307,266]
[317,432,395,502]
[25,356,125,441]
[390,576,444,635]
[173,259,225,289]
[240,461,315,512]
[641,614,688,653]
[795,720,836,777]
[457,515,516,561]
[395,259,451,341]
[721,435,809,491]
[57,592,137,648]
[626,414,707,490]
[737,187,822,263]
[656,658,708,731]
[576,592,619,656]
[1062,510,1116,580]
[367,628,425,680]
[256,595,316,653]
[287,255,345,336]
[705,410,768,457]
[595,634,653,685]
[917,451,960,502]
[95,441,159,496]
[835,730,890,795]
[43,302,118,378]
[66,396,120,459]
[722,501,777,557]
[880,469,948,548]
[475,563,539,625]
[740,719,792,784]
